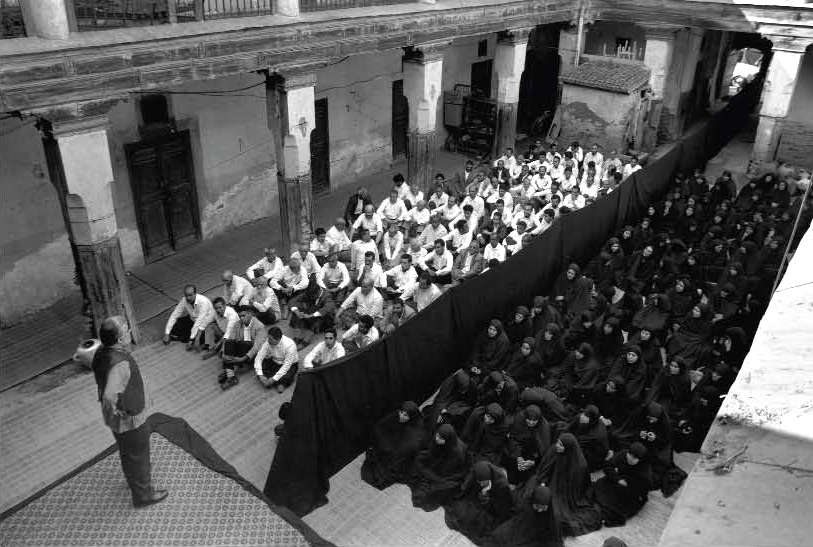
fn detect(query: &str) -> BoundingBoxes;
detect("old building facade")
[1,0,812,332]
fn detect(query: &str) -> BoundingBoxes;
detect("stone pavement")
[0,151,467,391]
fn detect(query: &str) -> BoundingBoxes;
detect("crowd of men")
[161,140,648,393]
[357,163,810,545]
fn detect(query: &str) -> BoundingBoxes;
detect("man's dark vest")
[92,346,145,415]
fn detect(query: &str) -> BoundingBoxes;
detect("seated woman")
[485,485,563,547]
[592,317,624,378]
[423,369,479,432]
[534,323,568,371]
[505,338,545,391]
[445,460,514,544]
[504,306,534,347]
[519,386,569,423]
[592,375,632,436]
[674,385,722,453]
[608,345,648,405]
[665,303,714,368]
[477,371,520,415]
[567,343,600,408]
[409,423,470,511]
[567,405,609,471]
[615,402,685,496]
[627,327,665,385]
[468,319,512,381]
[461,403,509,465]
[646,356,693,419]
[505,404,551,486]
[592,442,652,526]
[519,433,602,537]
[361,401,428,490]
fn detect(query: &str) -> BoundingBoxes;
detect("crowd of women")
[358,164,811,547]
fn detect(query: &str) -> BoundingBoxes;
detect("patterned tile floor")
[1,436,312,547]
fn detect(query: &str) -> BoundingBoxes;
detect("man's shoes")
[134,489,169,508]
[274,423,285,437]
[217,370,227,384]
[276,384,286,394]
[221,376,238,390]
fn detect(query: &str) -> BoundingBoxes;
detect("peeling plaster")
[0,234,77,326]
[200,167,277,239]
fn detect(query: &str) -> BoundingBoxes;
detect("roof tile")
[562,61,651,94]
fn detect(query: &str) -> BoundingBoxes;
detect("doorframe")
[125,129,203,263]
[311,97,331,196]
[391,79,408,161]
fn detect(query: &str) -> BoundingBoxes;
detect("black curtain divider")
[264,82,761,517]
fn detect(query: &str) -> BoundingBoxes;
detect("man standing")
[93,316,167,507]
[163,284,215,351]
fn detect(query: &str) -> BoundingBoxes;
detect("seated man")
[254,326,299,393]
[427,182,449,210]
[401,271,443,312]
[377,189,408,231]
[352,204,384,244]
[435,194,462,228]
[406,236,428,266]
[381,222,405,269]
[341,314,379,354]
[269,256,309,319]
[291,241,321,280]
[303,328,345,369]
[336,277,384,329]
[420,214,449,250]
[219,306,267,390]
[316,250,351,304]
[289,285,338,349]
[418,239,454,286]
[163,284,215,351]
[403,200,431,237]
[452,240,485,284]
[504,220,529,255]
[203,297,239,358]
[343,186,373,227]
[355,251,386,289]
[563,186,586,210]
[483,232,507,264]
[310,227,332,265]
[246,247,283,282]
[403,181,424,211]
[326,218,352,263]
[443,219,473,255]
[350,228,379,279]
[530,208,556,235]
[460,185,485,220]
[247,276,281,325]
[221,270,253,307]
[384,253,419,299]
[382,298,416,335]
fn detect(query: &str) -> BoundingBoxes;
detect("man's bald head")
[99,315,128,347]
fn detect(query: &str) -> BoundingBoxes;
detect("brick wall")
[777,121,813,168]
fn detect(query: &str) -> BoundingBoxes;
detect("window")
[478,39,488,58]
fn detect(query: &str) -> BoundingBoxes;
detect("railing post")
[194,0,203,20]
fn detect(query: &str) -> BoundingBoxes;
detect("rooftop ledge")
[0,0,529,57]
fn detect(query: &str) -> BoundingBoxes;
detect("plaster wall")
[105,73,278,268]
[436,35,496,142]
[315,51,402,189]
[0,118,77,325]
[777,46,813,166]
[558,84,636,153]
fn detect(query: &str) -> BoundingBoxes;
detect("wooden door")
[471,59,493,98]
[391,79,408,159]
[310,98,330,195]
[126,131,200,261]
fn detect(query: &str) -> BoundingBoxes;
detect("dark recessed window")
[140,94,170,125]
[478,39,488,58]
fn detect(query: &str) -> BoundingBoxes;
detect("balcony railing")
[1,0,26,38]
[74,0,171,30]
[300,0,412,12]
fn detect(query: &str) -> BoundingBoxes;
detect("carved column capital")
[33,97,125,138]
[498,27,534,46]
[640,24,682,40]
[405,40,451,64]
[762,33,812,53]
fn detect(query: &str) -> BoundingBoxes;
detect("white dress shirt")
[377,198,408,222]
[317,262,351,289]
[215,306,240,340]
[291,251,321,277]
[254,336,299,381]
[484,242,507,263]
[339,287,385,319]
[341,324,380,348]
[246,256,283,281]
[165,294,215,340]
[303,340,345,369]
[223,275,253,306]
[623,163,642,179]
[269,265,308,292]
[401,282,443,311]
[385,264,419,292]
[326,227,352,251]
[352,213,384,235]
[356,262,386,288]
[427,191,449,209]
[460,195,485,219]
[249,286,281,317]
[584,151,603,172]
[419,224,448,249]
[382,231,405,262]
[420,249,454,276]
[351,239,379,271]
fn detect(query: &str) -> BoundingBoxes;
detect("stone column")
[20,0,70,39]
[493,28,532,158]
[642,25,677,101]
[275,0,299,17]
[48,116,139,342]
[403,42,448,194]
[267,71,316,255]
[752,40,806,163]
